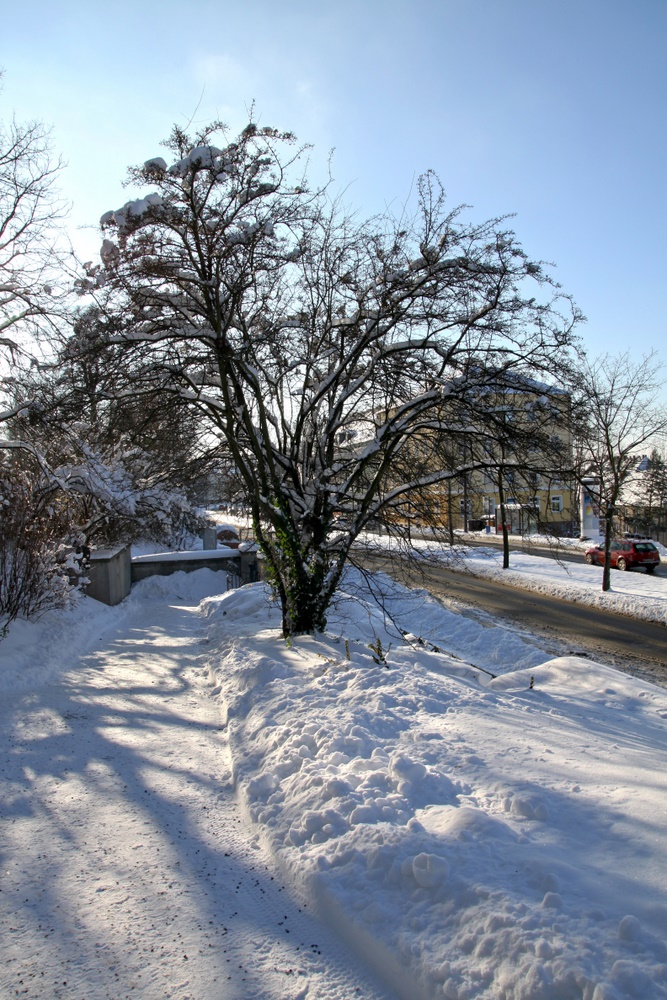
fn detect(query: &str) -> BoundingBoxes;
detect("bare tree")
[0,81,67,465]
[0,87,82,634]
[572,352,667,591]
[631,449,667,536]
[451,376,579,564]
[427,373,573,568]
[93,118,580,635]
[0,104,64,355]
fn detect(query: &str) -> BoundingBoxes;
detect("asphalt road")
[360,553,667,680]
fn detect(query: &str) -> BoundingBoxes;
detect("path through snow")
[0,588,390,1000]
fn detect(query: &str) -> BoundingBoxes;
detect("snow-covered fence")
[86,545,132,606]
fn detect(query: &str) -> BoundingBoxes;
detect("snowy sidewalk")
[0,589,390,1000]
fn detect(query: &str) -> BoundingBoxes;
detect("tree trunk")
[447,480,454,545]
[501,514,510,569]
[256,506,342,637]
[602,512,613,592]
[281,588,328,636]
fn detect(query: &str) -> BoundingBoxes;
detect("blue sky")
[2,0,666,370]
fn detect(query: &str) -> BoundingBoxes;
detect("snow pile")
[0,570,392,1000]
[328,571,545,675]
[0,593,120,693]
[202,578,667,1000]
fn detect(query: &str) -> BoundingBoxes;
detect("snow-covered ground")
[2,553,667,998]
[0,572,390,1000]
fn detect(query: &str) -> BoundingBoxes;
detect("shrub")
[0,472,75,636]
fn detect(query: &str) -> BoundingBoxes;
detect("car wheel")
[647,565,656,574]
[617,557,628,571]
[585,553,594,564]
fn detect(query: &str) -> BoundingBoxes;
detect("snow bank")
[202,578,667,1000]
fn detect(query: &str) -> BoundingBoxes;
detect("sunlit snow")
[1,553,666,998]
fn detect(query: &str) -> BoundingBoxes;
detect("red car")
[585,539,660,573]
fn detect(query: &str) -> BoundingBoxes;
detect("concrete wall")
[86,545,132,606]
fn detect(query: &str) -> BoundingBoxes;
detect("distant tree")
[0,88,65,363]
[631,449,667,535]
[435,374,573,568]
[0,78,69,477]
[93,118,581,636]
[571,352,667,591]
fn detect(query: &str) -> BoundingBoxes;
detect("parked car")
[584,539,660,572]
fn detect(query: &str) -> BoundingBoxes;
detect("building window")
[551,495,562,513]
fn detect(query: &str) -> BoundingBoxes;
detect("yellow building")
[335,374,575,538]
[449,377,575,536]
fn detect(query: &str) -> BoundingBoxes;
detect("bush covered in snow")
[50,440,208,550]
[0,470,77,634]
